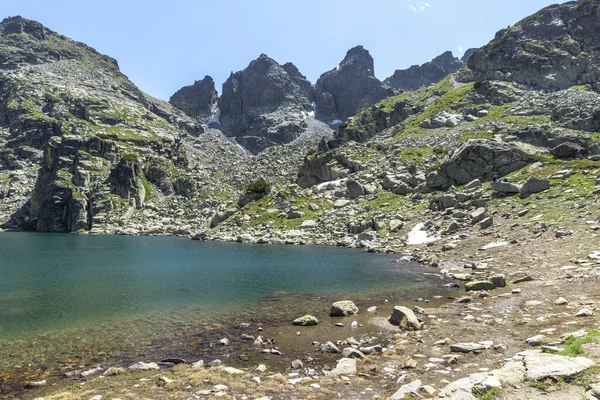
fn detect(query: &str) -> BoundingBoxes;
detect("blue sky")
[4,0,561,101]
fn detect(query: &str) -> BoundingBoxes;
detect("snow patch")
[406,223,440,245]
[480,241,509,250]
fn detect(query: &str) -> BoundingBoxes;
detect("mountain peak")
[1,15,48,40]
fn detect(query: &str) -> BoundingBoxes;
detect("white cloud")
[457,46,464,55]
[408,1,432,13]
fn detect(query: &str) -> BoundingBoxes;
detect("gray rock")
[324,357,356,376]
[479,217,494,229]
[427,140,530,189]
[471,207,487,224]
[330,300,359,316]
[292,315,319,326]
[391,379,422,400]
[346,180,365,199]
[450,343,487,353]
[490,181,521,193]
[342,347,366,359]
[321,341,340,353]
[520,176,550,196]
[359,345,383,355]
[524,353,595,380]
[128,362,160,371]
[389,306,422,330]
[465,280,495,291]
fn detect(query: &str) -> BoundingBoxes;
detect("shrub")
[245,178,270,194]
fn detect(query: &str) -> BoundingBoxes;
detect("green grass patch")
[472,386,500,400]
[558,330,600,357]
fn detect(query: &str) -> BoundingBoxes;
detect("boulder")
[490,181,521,193]
[465,280,495,291]
[389,306,422,330]
[520,176,550,196]
[346,179,365,199]
[450,343,487,353]
[524,353,595,380]
[292,315,319,326]
[330,300,359,316]
[324,358,356,376]
[427,140,530,189]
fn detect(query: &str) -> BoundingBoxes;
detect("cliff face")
[0,16,246,234]
[218,54,316,154]
[459,0,600,91]
[315,46,393,122]
[169,76,218,122]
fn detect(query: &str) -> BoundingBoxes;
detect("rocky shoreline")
[9,204,600,399]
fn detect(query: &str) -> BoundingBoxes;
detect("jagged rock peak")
[316,45,392,122]
[0,16,47,40]
[459,0,600,91]
[339,45,376,77]
[218,53,316,154]
[384,50,465,92]
[169,75,218,121]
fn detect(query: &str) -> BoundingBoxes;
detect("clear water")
[0,232,419,337]
[0,232,440,394]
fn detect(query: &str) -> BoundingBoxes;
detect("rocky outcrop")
[315,46,393,122]
[0,16,245,234]
[384,51,465,92]
[169,76,218,121]
[427,139,531,189]
[459,1,600,91]
[219,54,315,154]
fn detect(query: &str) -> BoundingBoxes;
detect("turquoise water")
[0,232,418,337]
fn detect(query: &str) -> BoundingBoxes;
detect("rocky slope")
[315,46,393,123]
[459,0,600,91]
[384,49,475,92]
[218,54,316,154]
[168,75,217,122]
[0,16,250,234]
[206,0,600,251]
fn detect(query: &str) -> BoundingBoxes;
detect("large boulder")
[388,306,422,330]
[169,76,218,122]
[315,46,393,122]
[330,300,359,316]
[427,139,531,189]
[384,51,464,92]
[219,54,315,154]
[520,176,550,196]
[459,1,600,92]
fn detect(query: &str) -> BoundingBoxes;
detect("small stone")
[252,376,261,384]
[555,297,568,305]
[450,343,486,353]
[219,338,231,346]
[25,380,47,388]
[192,360,205,368]
[526,335,547,346]
[342,347,366,359]
[576,308,594,317]
[321,341,340,353]
[292,315,319,326]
